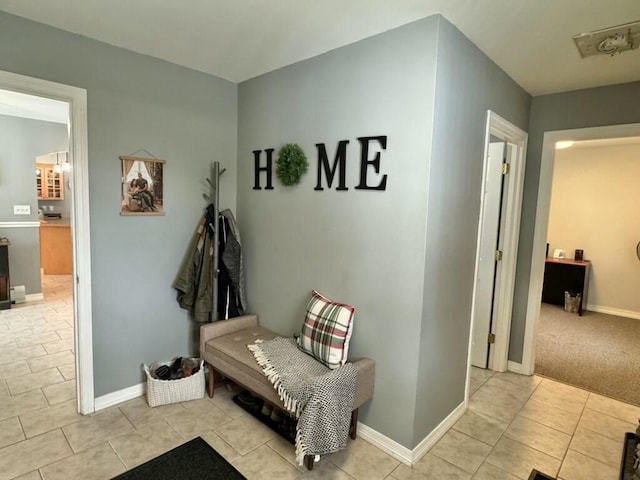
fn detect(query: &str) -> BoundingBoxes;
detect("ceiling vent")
[573,20,640,58]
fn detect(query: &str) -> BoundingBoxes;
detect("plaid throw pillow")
[298,290,355,369]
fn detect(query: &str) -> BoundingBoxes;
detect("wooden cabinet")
[542,257,591,315]
[36,163,64,200]
[39,223,72,275]
[0,241,10,310]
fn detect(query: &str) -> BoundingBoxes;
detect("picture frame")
[552,248,566,259]
[120,156,165,216]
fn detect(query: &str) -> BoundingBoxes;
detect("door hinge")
[495,250,503,261]
[501,162,510,175]
[488,333,496,344]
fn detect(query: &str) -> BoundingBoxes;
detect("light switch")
[13,205,31,215]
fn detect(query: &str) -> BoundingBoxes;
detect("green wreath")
[276,143,308,186]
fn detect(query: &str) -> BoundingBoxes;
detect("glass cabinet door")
[36,163,64,200]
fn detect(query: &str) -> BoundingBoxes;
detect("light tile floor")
[1,276,638,479]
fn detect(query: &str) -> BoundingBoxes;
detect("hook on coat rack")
[205,169,226,192]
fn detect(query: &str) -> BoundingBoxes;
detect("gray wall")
[237,14,531,449]
[238,16,440,448]
[509,81,640,362]
[0,114,68,294]
[0,11,238,396]
[413,18,530,445]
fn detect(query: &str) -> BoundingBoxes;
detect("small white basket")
[144,359,205,407]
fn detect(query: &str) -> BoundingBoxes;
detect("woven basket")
[144,359,205,407]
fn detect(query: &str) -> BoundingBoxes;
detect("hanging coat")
[220,209,247,314]
[173,208,215,323]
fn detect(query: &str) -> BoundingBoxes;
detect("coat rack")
[204,161,226,322]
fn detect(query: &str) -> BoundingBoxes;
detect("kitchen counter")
[40,218,70,226]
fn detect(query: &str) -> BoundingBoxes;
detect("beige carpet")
[535,303,640,406]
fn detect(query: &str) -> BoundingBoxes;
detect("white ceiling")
[0,89,68,124]
[0,0,639,95]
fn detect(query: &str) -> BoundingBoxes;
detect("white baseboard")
[97,384,466,467]
[26,293,44,302]
[357,422,413,466]
[586,304,640,320]
[94,382,145,411]
[507,361,524,374]
[410,401,466,464]
[357,401,466,466]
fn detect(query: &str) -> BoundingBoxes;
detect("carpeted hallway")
[535,303,640,406]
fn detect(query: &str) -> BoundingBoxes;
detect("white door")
[470,141,507,368]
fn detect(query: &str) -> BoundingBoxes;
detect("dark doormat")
[232,390,297,445]
[528,470,555,480]
[621,432,640,479]
[111,437,246,480]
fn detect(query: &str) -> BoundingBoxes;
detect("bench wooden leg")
[304,455,314,470]
[206,362,214,398]
[350,408,359,440]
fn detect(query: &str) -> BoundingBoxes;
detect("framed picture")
[120,156,165,216]
[552,248,566,259]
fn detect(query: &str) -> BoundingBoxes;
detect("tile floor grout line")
[11,428,76,479]
[515,376,571,478]
[566,394,625,471]
[470,371,559,479]
[263,439,306,475]
[15,407,28,443]
[108,438,130,471]
[161,416,187,443]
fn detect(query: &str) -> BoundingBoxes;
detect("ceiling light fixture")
[573,20,640,58]
[555,141,575,150]
[53,152,62,174]
[62,152,71,172]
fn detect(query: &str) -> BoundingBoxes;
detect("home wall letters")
[253,135,387,191]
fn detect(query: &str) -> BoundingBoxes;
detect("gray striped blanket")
[248,337,356,465]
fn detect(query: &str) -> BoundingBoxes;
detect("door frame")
[0,70,94,414]
[467,111,527,381]
[521,122,640,375]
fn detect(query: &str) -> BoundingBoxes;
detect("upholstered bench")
[199,314,375,469]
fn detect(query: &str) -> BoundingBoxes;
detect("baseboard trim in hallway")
[586,304,640,320]
[26,293,44,302]
[94,382,145,411]
[508,360,524,373]
[95,381,467,469]
[358,401,466,467]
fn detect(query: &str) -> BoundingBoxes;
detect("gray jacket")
[220,209,247,313]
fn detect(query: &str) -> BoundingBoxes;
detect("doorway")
[467,111,527,380]
[521,122,640,376]
[0,70,94,414]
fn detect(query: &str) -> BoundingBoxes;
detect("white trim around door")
[521,122,640,375]
[0,70,94,414]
